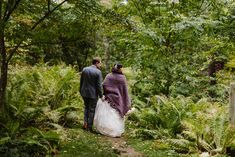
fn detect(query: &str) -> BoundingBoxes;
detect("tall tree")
[0,0,67,113]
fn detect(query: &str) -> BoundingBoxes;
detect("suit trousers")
[82,97,98,129]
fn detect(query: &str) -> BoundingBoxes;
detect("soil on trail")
[102,136,143,157]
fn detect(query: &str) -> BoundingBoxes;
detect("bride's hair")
[112,63,123,74]
[114,63,123,69]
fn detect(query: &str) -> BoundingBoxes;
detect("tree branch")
[0,0,2,20]
[3,0,11,20]
[31,0,67,30]
[7,0,68,63]
[3,0,21,23]
[6,40,22,63]
[48,0,51,12]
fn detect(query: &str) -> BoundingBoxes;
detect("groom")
[80,57,103,132]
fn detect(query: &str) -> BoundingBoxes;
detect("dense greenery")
[1,65,81,156]
[0,0,235,156]
[126,96,235,156]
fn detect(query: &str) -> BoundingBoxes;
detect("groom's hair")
[92,57,101,65]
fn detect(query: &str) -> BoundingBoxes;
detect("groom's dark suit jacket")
[80,65,103,99]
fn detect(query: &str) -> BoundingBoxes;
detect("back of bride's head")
[112,63,123,74]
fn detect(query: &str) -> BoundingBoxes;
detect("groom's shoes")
[82,124,99,134]
[82,122,88,130]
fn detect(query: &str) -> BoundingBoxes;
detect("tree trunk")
[0,0,67,112]
[230,83,235,125]
[60,36,73,65]
[77,49,89,72]
[0,30,7,112]
[103,36,110,74]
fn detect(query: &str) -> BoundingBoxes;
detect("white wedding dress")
[94,99,124,137]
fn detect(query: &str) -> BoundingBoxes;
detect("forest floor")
[57,127,143,157]
[101,136,143,157]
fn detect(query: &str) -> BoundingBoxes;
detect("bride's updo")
[112,63,123,74]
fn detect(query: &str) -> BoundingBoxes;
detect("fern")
[166,138,194,153]
[1,65,84,155]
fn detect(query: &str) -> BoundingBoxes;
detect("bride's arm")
[123,75,131,109]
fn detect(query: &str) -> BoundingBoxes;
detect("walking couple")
[79,57,131,137]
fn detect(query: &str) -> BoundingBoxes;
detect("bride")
[94,63,131,137]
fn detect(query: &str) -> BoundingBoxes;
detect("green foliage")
[180,100,234,154]
[1,0,235,156]
[0,127,61,157]
[128,96,193,138]
[127,138,182,157]
[106,0,235,101]
[127,96,233,156]
[58,129,118,157]
[7,64,82,109]
[0,65,83,156]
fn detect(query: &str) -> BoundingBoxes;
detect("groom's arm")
[80,71,84,94]
[97,71,103,98]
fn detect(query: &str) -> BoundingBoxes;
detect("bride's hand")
[126,107,136,115]
[101,95,105,101]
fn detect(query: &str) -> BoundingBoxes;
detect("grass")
[56,128,118,157]
[125,138,182,157]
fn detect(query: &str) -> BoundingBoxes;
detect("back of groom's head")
[92,57,101,65]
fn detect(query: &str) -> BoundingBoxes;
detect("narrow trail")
[101,136,143,157]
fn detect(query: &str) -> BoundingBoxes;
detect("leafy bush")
[0,65,83,156]
[128,95,193,138]
[127,96,234,155]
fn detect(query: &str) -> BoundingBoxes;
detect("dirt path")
[102,136,143,157]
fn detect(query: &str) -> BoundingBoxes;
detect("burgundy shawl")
[103,72,131,117]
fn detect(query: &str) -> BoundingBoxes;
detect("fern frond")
[166,138,193,152]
